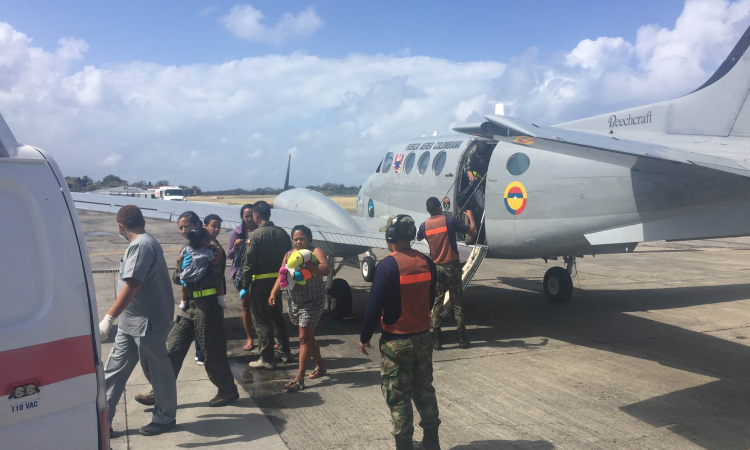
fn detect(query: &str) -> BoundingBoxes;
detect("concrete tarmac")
[81,209,750,449]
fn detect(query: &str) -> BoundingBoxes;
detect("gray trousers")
[104,329,177,425]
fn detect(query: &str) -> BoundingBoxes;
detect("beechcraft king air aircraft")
[4,25,750,311]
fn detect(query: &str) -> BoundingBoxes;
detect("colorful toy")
[278,249,319,289]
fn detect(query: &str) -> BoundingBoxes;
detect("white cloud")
[493,0,750,123]
[2,1,750,190]
[566,37,633,72]
[220,4,323,44]
[102,153,122,166]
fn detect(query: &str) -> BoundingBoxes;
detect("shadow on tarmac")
[449,440,554,450]
[462,279,750,450]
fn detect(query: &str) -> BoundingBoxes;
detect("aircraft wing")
[71,191,432,257]
[466,114,750,179]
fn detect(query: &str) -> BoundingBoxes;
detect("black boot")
[395,435,414,450]
[458,328,470,349]
[422,426,441,450]
[432,329,442,351]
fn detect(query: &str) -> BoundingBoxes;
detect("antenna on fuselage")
[283,151,291,191]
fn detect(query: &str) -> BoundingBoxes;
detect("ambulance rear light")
[95,361,110,450]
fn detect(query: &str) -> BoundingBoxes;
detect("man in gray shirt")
[99,205,178,436]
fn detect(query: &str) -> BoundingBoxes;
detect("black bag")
[231,241,245,291]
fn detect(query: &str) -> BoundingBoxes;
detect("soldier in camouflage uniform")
[461,142,492,244]
[360,215,441,450]
[417,198,477,350]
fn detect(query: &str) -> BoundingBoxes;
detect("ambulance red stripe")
[0,335,95,391]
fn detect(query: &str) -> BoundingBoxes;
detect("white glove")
[99,314,114,340]
[217,295,228,310]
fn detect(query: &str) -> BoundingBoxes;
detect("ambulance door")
[0,153,101,449]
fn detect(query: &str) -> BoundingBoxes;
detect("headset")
[385,214,416,244]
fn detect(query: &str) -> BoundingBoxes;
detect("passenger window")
[382,152,394,173]
[404,152,416,174]
[507,153,530,176]
[417,151,431,175]
[433,151,446,176]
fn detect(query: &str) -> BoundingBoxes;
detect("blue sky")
[4,1,687,65]
[1,0,748,189]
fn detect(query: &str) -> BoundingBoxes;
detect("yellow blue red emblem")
[504,181,527,215]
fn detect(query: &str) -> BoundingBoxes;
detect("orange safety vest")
[381,249,433,335]
[424,215,459,264]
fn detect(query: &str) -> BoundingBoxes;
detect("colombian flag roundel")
[504,181,527,215]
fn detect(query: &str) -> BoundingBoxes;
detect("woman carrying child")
[269,225,330,392]
[178,227,222,310]
[136,211,239,408]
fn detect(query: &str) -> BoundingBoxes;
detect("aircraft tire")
[331,278,353,320]
[361,256,376,282]
[543,267,573,303]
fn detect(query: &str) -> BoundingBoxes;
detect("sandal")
[284,380,304,392]
[243,342,256,351]
[308,367,327,379]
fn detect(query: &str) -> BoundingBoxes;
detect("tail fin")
[0,113,19,157]
[558,24,750,137]
[283,152,291,191]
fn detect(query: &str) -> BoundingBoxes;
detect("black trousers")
[248,286,291,362]
[166,296,237,395]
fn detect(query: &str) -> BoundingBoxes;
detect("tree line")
[65,175,359,196]
[64,174,202,196]
[203,183,359,196]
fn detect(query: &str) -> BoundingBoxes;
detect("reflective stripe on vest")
[382,249,432,335]
[252,272,278,281]
[191,288,217,298]
[424,215,459,264]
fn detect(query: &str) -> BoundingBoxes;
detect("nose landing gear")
[543,256,575,303]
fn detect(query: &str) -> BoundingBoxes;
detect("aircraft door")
[484,139,551,256]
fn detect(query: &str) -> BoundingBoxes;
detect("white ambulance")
[0,114,109,449]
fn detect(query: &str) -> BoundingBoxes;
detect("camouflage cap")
[378,214,417,237]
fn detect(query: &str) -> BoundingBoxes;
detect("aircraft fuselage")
[358,134,750,259]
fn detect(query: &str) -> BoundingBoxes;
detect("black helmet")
[476,143,491,157]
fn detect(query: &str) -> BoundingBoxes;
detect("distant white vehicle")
[148,186,185,201]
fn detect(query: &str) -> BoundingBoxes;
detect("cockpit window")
[417,151,430,175]
[376,159,382,173]
[382,152,394,173]
[404,152,416,174]
[507,152,530,176]
[433,151,446,176]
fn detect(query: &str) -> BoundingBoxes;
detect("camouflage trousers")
[380,331,441,437]
[432,261,464,331]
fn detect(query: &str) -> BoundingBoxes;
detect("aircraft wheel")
[330,278,353,320]
[543,267,573,303]
[361,256,375,282]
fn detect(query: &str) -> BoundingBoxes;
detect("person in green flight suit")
[241,201,293,369]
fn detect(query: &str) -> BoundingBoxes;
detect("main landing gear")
[327,254,354,320]
[543,256,575,303]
